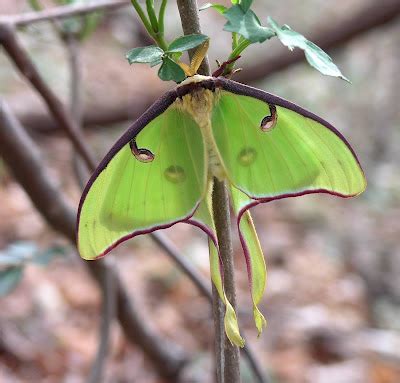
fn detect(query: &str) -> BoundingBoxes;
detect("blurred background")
[0,0,399,382]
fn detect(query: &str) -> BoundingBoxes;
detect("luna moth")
[77,60,366,347]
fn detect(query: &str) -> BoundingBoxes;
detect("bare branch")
[0,0,129,28]
[0,99,187,379]
[0,23,97,170]
[64,33,114,383]
[87,259,115,383]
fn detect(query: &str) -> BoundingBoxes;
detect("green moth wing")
[77,94,207,260]
[188,187,245,347]
[211,78,366,200]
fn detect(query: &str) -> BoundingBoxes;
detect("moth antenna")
[190,39,210,75]
[177,61,193,77]
[129,139,154,162]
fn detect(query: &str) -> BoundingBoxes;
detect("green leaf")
[28,0,42,11]
[199,3,227,14]
[305,41,350,82]
[268,17,306,50]
[167,34,209,53]
[268,17,349,82]
[0,267,23,296]
[126,46,164,65]
[0,241,37,266]
[79,11,103,41]
[223,5,275,43]
[32,245,67,266]
[239,0,253,12]
[158,57,186,82]
[149,57,163,67]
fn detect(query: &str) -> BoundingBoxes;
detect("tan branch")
[0,0,129,27]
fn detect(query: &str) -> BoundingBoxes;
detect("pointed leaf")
[167,34,209,53]
[239,0,253,12]
[199,3,227,14]
[305,41,350,82]
[158,57,186,82]
[268,17,349,81]
[223,5,275,43]
[126,46,164,65]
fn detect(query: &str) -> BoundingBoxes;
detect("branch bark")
[64,33,114,383]
[0,0,129,27]
[0,99,187,380]
[176,1,241,382]
[0,23,97,170]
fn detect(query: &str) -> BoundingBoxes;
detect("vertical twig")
[212,180,241,383]
[176,1,240,382]
[64,32,115,383]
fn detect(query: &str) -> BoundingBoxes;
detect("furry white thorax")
[178,74,213,86]
[174,76,226,181]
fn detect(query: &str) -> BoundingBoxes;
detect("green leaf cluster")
[201,0,349,81]
[126,34,209,83]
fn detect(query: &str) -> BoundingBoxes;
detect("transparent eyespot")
[260,104,277,132]
[130,140,154,163]
[237,147,257,166]
[164,165,186,183]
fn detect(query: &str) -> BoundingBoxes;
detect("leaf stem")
[225,38,251,75]
[158,0,168,34]
[232,31,238,50]
[229,38,251,60]
[146,0,159,33]
[130,0,168,50]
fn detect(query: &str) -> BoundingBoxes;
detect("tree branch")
[0,99,187,380]
[176,2,242,382]
[211,180,240,383]
[0,23,97,170]
[0,0,130,27]
[64,32,114,383]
